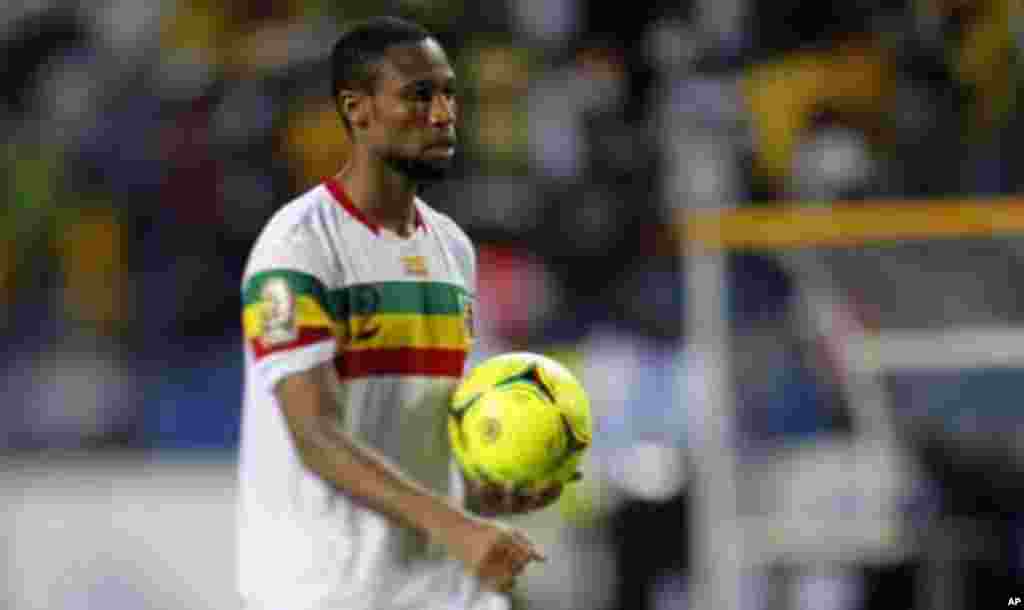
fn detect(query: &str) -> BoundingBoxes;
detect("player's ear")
[339,90,370,131]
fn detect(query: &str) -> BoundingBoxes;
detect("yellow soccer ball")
[449,352,592,491]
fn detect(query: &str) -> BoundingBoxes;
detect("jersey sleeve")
[241,231,338,390]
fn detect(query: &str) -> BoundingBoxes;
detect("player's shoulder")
[244,184,337,280]
[252,184,335,248]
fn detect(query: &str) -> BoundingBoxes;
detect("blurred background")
[1,0,1022,609]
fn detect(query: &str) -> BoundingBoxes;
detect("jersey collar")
[325,176,425,236]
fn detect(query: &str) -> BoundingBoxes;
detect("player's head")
[331,16,458,183]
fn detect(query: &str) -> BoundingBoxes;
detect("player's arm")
[275,362,544,591]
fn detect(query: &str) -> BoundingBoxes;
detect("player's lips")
[427,132,457,147]
[427,139,457,150]
[426,141,457,156]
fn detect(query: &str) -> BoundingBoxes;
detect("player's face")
[364,39,458,182]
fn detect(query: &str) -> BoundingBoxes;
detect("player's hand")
[466,475,579,517]
[448,516,546,592]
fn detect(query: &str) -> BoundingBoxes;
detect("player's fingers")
[472,477,501,499]
[478,553,519,585]
[510,532,546,563]
[518,482,561,512]
[502,488,529,513]
[525,545,547,563]
[485,488,506,513]
[476,482,508,515]
[502,487,524,513]
[502,530,546,565]
[536,482,563,506]
[476,479,497,499]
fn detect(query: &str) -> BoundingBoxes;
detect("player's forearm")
[290,414,471,536]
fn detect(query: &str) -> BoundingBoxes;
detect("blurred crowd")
[1,1,1021,609]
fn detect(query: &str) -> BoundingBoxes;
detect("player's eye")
[409,84,433,102]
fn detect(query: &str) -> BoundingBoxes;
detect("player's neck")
[334,161,418,237]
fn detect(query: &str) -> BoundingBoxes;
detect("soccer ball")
[448,352,592,491]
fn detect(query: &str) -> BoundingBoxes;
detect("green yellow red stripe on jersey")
[242,271,471,378]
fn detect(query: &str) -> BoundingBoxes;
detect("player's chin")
[419,150,456,172]
[423,142,457,158]
[416,160,452,182]
[387,155,453,183]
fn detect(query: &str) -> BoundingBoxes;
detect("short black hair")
[330,16,433,130]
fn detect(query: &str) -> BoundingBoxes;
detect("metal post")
[683,249,744,610]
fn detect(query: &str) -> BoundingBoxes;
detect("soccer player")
[237,16,563,610]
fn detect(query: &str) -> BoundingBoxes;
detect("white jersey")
[237,177,505,610]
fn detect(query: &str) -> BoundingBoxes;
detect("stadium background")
[1,1,1021,609]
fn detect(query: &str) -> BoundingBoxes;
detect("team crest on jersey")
[260,277,297,346]
[401,255,429,277]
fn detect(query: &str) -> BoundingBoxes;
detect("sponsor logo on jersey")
[401,255,429,277]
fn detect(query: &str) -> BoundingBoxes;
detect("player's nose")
[429,94,456,127]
